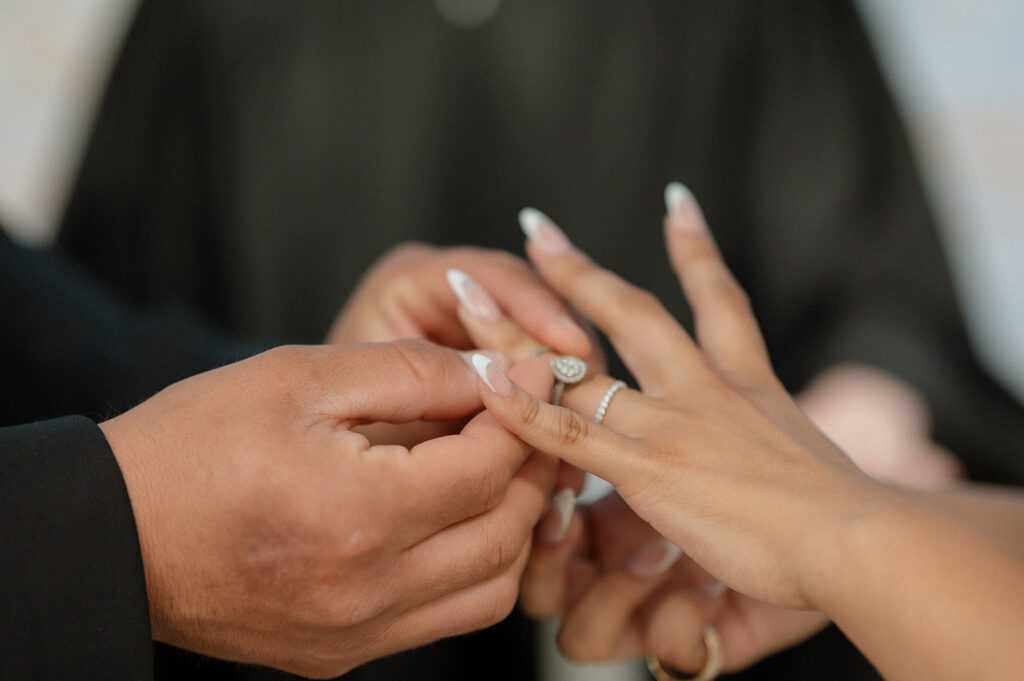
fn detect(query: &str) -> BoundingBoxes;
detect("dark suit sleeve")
[1,228,267,426]
[1,416,154,680]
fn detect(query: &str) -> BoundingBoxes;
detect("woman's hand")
[100,339,556,678]
[471,187,887,608]
[445,229,831,673]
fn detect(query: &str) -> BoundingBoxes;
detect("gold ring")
[646,624,723,681]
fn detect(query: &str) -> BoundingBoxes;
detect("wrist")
[794,476,910,613]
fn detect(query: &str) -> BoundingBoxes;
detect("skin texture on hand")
[326,242,591,356]
[324,242,598,449]
[449,222,832,673]
[99,339,556,679]
[467,191,1024,681]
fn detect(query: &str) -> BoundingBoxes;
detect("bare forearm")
[917,484,1024,559]
[812,494,1024,681]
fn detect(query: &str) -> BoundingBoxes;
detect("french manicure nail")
[664,182,707,234]
[627,538,683,579]
[538,488,576,544]
[459,350,508,372]
[519,207,573,254]
[471,353,513,396]
[700,579,729,598]
[446,269,504,322]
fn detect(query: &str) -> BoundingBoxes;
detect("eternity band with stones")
[549,355,588,406]
[593,380,627,424]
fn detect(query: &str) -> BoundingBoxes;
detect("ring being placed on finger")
[549,355,588,406]
[646,624,723,681]
[593,380,627,424]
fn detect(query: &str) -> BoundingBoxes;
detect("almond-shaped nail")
[627,538,683,579]
[538,488,576,544]
[471,353,513,396]
[664,182,707,234]
[459,350,509,373]
[446,269,504,322]
[519,207,573,254]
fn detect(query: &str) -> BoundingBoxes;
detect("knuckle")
[479,575,521,628]
[517,393,544,429]
[556,408,589,448]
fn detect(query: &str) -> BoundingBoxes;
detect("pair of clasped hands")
[99,186,950,679]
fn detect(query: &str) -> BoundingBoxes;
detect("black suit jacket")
[1,228,265,678]
[57,1,1024,679]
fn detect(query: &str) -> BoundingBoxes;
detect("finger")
[519,208,706,394]
[471,354,647,493]
[557,540,682,663]
[391,446,557,607]
[306,339,492,423]
[384,539,533,650]
[663,183,775,383]
[520,512,586,618]
[443,250,593,358]
[448,268,552,361]
[391,358,554,537]
[644,591,720,674]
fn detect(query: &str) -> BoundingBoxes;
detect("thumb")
[316,340,506,423]
[469,353,640,486]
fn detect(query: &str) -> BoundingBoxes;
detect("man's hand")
[100,340,555,678]
[327,242,591,356]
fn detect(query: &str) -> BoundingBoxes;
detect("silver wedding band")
[593,380,627,424]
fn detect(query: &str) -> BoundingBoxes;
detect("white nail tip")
[552,488,576,539]
[651,539,683,575]
[518,207,548,239]
[664,182,693,214]
[471,353,497,392]
[446,268,473,307]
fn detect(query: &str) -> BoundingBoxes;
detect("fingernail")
[446,269,504,322]
[471,353,513,396]
[699,579,729,599]
[459,350,509,372]
[538,488,576,544]
[664,182,707,234]
[627,538,682,579]
[519,207,573,254]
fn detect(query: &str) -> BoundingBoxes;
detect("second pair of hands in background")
[326,194,962,675]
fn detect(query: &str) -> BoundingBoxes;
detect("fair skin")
[100,340,558,679]
[440,213,965,670]
[461,191,1024,681]
[97,244,594,677]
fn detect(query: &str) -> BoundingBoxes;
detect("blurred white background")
[1,0,1022,404]
[1,3,1021,680]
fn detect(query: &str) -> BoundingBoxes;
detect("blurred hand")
[798,364,963,488]
[100,339,556,678]
[327,242,592,355]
